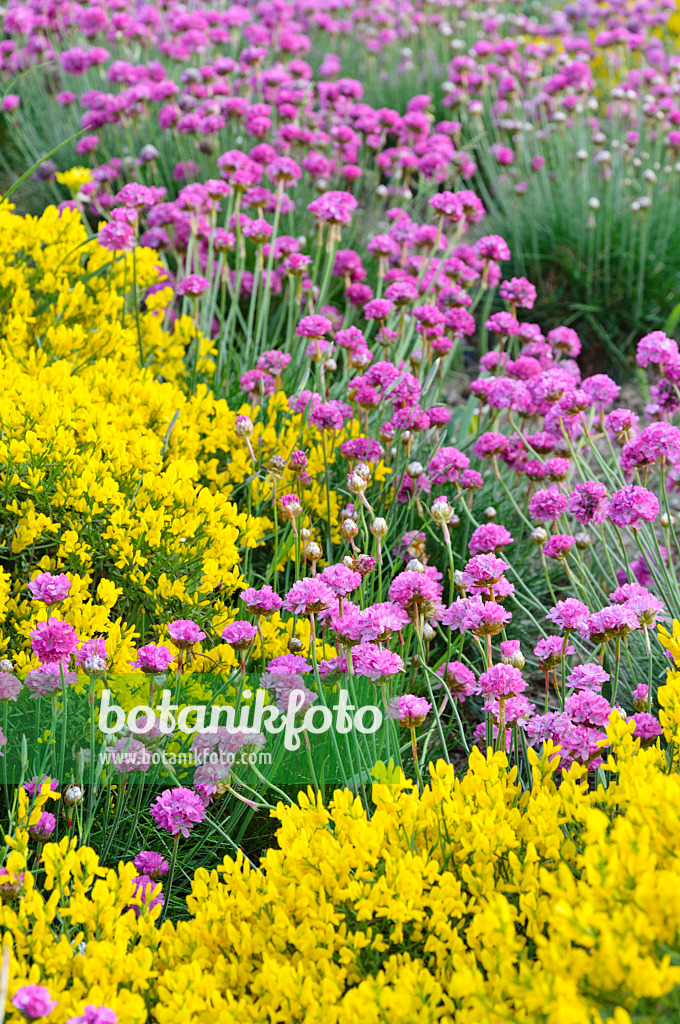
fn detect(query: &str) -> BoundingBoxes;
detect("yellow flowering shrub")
[3,701,680,1023]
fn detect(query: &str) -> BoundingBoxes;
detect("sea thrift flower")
[388,570,442,618]
[149,787,206,838]
[282,578,335,615]
[608,486,659,530]
[240,586,283,617]
[567,665,609,691]
[542,534,575,560]
[133,851,169,879]
[637,331,679,368]
[583,605,640,643]
[443,597,512,636]
[461,554,509,587]
[387,694,431,727]
[28,812,56,842]
[534,636,575,671]
[353,644,404,682]
[67,1006,118,1024]
[177,274,210,297]
[0,672,22,701]
[131,645,173,673]
[565,691,613,728]
[528,488,569,522]
[468,524,514,555]
[12,986,58,1020]
[30,619,79,664]
[628,712,663,743]
[28,572,71,604]
[566,481,610,525]
[478,664,527,696]
[221,621,258,650]
[436,661,477,700]
[319,563,362,596]
[546,599,590,632]
[167,620,206,648]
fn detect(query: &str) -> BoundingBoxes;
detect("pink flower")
[352,644,404,682]
[542,534,575,560]
[29,812,56,841]
[74,638,107,667]
[167,620,206,648]
[387,693,431,727]
[131,645,173,673]
[566,481,610,525]
[67,1006,118,1024]
[461,554,508,587]
[12,986,58,1020]
[177,274,210,297]
[98,221,135,252]
[534,636,574,670]
[436,661,477,701]
[628,712,663,742]
[546,599,590,632]
[30,619,79,665]
[318,563,362,597]
[133,851,169,880]
[528,488,569,522]
[565,691,613,728]
[567,665,609,691]
[128,875,164,917]
[282,578,335,615]
[478,663,527,697]
[608,486,659,530]
[388,570,442,617]
[443,596,512,636]
[240,585,283,617]
[0,672,22,701]
[149,787,206,837]
[28,572,71,605]
[221,621,258,650]
[637,331,679,368]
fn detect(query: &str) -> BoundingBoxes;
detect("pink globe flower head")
[0,672,22,701]
[278,493,303,521]
[388,570,443,619]
[608,486,659,530]
[461,553,509,587]
[109,737,152,775]
[567,664,609,691]
[582,605,640,643]
[74,638,107,668]
[28,572,71,605]
[167,620,206,649]
[177,274,210,297]
[221,621,258,651]
[330,611,379,647]
[67,1006,118,1024]
[436,661,477,701]
[131,644,173,674]
[240,585,283,617]
[628,712,663,744]
[387,693,431,728]
[542,534,576,560]
[499,276,536,310]
[534,635,575,671]
[636,330,679,369]
[30,619,79,665]
[546,599,590,632]
[624,592,664,628]
[528,487,569,522]
[29,811,56,842]
[565,690,613,728]
[12,986,58,1021]
[149,786,206,838]
[478,663,527,697]
[352,643,404,683]
[282,578,336,616]
[468,524,514,556]
[566,481,610,526]
[98,221,135,252]
[133,850,169,880]
[443,596,512,637]
[318,563,362,597]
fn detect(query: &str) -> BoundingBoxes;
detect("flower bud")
[575,531,591,550]
[304,541,322,561]
[64,785,83,807]
[269,454,286,476]
[341,519,359,539]
[278,494,303,520]
[84,655,108,677]
[431,497,454,524]
[234,415,254,438]
[0,659,13,673]
[288,637,303,654]
[531,527,548,545]
[347,471,368,494]
[406,461,424,479]
[422,622,436,641]
[483,506,497,521]
[355,462,371,481]
[453,569,465,587]
[406,559,426,573]
[370,517,388,538]
[661,513,676,528]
